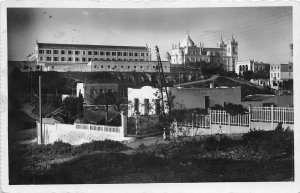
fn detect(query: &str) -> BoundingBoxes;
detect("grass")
[9,129,294,184]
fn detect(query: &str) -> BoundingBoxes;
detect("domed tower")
[180,34,196,48]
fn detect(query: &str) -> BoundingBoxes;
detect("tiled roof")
[37,43,149,50]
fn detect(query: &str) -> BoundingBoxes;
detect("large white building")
[170,34,238,71]
[27,42,152,65]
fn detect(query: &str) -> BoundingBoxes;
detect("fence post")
[271,105,274,130]
[228,113,231,134]
[192,113,194,136]
[209,109,212,135]
[248,105,251,130]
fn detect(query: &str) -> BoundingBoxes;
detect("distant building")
[76,83,127,105]
[235,60,270,75]
[170,86,242,110]
[27,42,151,65]
[170,34,238,71]
[89,60,170,73]
[250,78,270,87]
[270,63,293,90]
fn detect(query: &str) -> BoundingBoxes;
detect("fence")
[251,106,294,124]
[172,106,294,137]
[210,110,250,127]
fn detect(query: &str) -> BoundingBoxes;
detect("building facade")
[235,60,270,75]
[170,86,242,110]
[27,42,151,65]
[76,83,127,105]
[170,34,238,71]
[270,63,293,90]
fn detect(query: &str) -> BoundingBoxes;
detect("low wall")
[37,113,131,145]
[251,121,294,131]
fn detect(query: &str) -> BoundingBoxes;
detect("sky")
[7,7,292,63]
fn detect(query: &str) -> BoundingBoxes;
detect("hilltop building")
[170,34,238,71]
[27,42,151,65]
[270,63,293,90]
[235,60,270,75]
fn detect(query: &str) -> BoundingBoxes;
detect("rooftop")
[242,94,275,102]
[37,43,149,50]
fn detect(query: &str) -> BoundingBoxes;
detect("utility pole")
[39,76,43,144]
[155,46,170,116]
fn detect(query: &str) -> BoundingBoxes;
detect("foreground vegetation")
[9,129,293,184]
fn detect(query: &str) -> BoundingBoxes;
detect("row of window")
[93,65,167,69]
[271,66,280,70]
[39,49,149,57]
[270,72,280,78]
[39,57,148,62]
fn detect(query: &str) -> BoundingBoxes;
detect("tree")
[242,71,255,81]
[62,97,79,123]
[78,91,84,119]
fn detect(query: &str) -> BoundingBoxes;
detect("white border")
[1,1,299,193]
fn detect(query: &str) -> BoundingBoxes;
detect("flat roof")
[37,43,149,50]
[242,94,275,102]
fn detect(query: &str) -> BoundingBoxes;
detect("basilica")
[170,34,238,72]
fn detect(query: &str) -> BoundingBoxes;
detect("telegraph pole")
[155,46,170,114]
[39,76,43,144]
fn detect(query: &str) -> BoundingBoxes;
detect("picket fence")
[173,106,294,136]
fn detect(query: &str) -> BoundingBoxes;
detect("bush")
[242,129,293,156]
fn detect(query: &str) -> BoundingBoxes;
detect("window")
[68,57,72,62]
[75,58,79,62]
[129,52,133,56]
[100,52,104,55]
[39,50,44,54]
[106,52,110,56]
[146,53,148,57]
[121,66,123,68]
[39,57,43,61]
[54,50,59,54]
[88,58,92,62]
[46,57,52,61]
[134,66,136,68]
[75,51,80,55]
[141,53,144,57]
[135,59,138,61]
[82,58,86,62]
[112,52,116,56]
[128,66,130,69]
[61,57,65,61]
[288,66,292,69]
[94,51,98,55]
[123,52,127,56]
[88,51,92,55]
[82,51,86,55]
[46,50,52,54]
[118,52,122,56]
[101,66,103,68]
[134,53,138,57]
[108,65,110,68]
[61,50,66,54]
[140,66,143,68]
[54,57,58,61]
[68,50,73,55]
